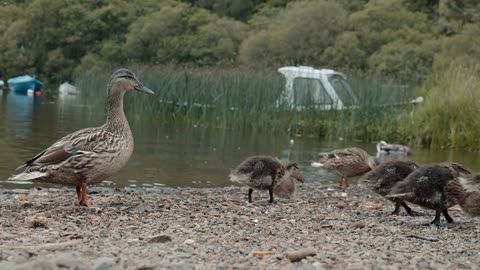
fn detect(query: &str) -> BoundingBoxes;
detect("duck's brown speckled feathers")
[446,174,480,216]
[9,69,154,207]
[229,156,304,203]
[312,147,375,187]
[361,160,419,215]
[387,162,472,225]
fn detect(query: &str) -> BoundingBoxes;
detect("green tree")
[239,0,347,67]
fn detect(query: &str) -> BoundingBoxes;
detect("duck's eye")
[120,75,134,80]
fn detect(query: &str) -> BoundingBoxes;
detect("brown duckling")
[311,147,375,188]
[8,69,154,207]
[386,162,472,226]
[229,156,304,203]
[446,174,480,216]
[273,167,304,200]
[360,160,419,216]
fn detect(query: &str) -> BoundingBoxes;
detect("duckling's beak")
[135,85,154,94]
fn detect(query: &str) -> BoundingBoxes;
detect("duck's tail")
[310,162,324,168]
[7,171,47,183]
[228,172,250,186]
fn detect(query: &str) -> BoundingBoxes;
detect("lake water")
[1,89,479,189]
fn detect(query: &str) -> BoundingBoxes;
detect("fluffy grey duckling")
[446,174,480,216]
[229,156,304,203]
[9,69,154,207]
[311,147,376,188]
[386,162,472,226]
[360,160,419,215]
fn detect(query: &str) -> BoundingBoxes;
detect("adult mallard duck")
[311,147,376,188]
[360,160,419,215]
[229,156,304,203]
[386,162,472,226]
[9,69,154,207]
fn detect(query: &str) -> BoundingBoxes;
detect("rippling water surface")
[1,89,479,189]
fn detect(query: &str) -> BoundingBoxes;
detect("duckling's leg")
[345,177,350,187]
[429,205,442,226]
[79,182,92,207]
[248,188,253,203]
[442,209,454,223]
[268,186,274,203]
[391,200,402,215]
[401,202,417,216]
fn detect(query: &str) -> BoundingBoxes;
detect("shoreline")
[1,185,479,269]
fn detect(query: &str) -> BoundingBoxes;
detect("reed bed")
[74,66,418,143]
[404,65,480,150]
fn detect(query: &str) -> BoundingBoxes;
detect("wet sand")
[0,185,479,269]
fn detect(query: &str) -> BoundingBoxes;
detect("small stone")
[93,257,118,270]
[184,239,196,246]
[149,235,172,243]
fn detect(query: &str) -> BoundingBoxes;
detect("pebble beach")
[0,185,479,270]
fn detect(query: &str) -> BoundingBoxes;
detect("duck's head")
[108,68,154,96]
[286,163,304,183]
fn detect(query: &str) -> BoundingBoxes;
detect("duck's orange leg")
[79,182,92,207]
[345,177,349,187]
[338,176,344,188]
[75,186,82,202]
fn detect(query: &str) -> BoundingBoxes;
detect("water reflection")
[0,89,479,189]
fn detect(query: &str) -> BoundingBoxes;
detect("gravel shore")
[0,185,479,270]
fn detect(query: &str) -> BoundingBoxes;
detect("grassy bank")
[73,65,479,150]
[403,65,480,150]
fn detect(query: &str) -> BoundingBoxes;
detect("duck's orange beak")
[293,173,305,183]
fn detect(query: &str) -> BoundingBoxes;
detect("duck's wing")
[444,162,472,176]
[16,127,104,170]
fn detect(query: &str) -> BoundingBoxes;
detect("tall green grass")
[74,66,419,143]
[402,65,480,150]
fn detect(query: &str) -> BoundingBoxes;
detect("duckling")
[446,174,480,216]
[273,164,304,200]
[376,140,412,156]
[229,156,304,203]
[360,160,419,215]
[386,162,472,225]
[8,69,154,207]
[311,147,375,188]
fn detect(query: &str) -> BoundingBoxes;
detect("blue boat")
[7,75,43,94]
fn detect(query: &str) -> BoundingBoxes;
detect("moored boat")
[7,75,43,94]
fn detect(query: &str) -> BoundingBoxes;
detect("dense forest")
[0,0,479,85]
